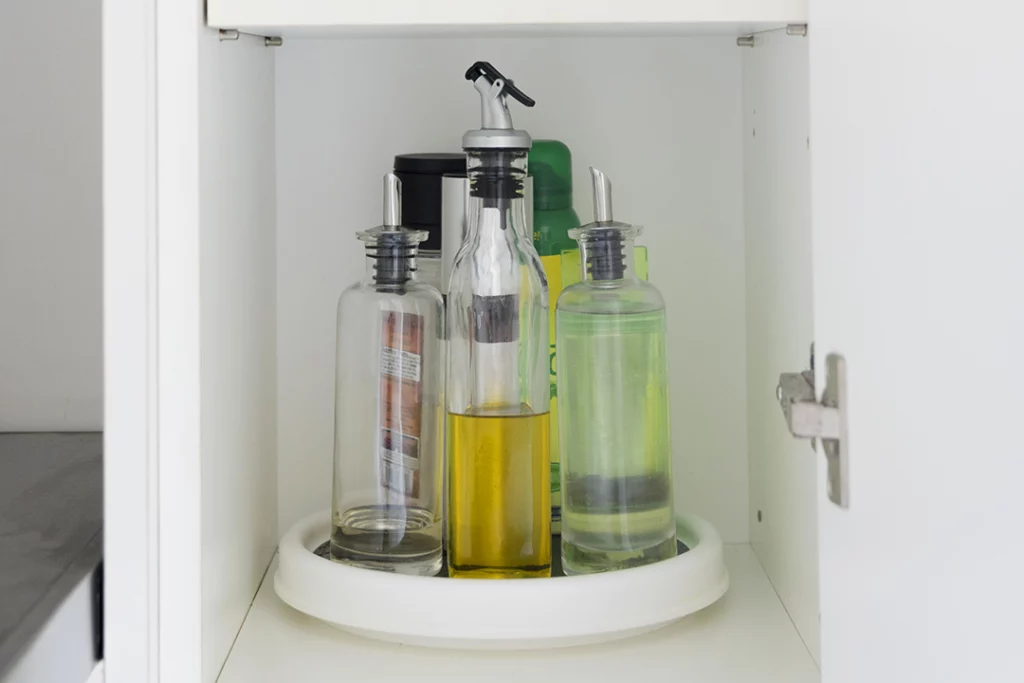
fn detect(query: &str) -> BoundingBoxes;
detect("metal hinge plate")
[736,24,808,47]
[777,352,849,508]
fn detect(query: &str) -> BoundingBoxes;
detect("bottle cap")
[569,168,642,281]
[393,153,466,250]
[358,173,428,286]
[529,140,574,211]
[462,61,534,151]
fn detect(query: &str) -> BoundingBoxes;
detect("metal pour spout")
[383,172,401,227]
[590,167,613,223]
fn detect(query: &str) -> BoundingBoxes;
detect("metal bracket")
[218,28,283,46]
[777,350,849,508]
[737,23,808,47]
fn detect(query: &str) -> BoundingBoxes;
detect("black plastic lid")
[393,153,466,250]
[393,153,466,176]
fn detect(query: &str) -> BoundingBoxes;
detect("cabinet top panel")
[207,0,807,37]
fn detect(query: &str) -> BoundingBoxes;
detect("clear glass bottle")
[556,168,677,575]
[446,62,551,578]
[330,173,445,576]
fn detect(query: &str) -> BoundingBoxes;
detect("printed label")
[379,311,424,496]
[381,346,421,383]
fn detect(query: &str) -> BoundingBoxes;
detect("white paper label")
[380,345,421,383]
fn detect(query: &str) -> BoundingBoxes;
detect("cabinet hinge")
[777,347,849,508]
[737,24,808,47]
[218,28,283,47]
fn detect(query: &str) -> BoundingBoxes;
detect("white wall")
[0,0,103,431]
[743,30,819,662]
[275,36,749,542]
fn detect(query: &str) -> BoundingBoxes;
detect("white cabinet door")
[811,2,1024,682]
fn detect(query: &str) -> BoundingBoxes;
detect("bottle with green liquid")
[529,140,580,534]
[555,167,677,575]
[530,142,651,533]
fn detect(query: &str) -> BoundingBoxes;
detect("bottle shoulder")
[557,279,665,315]
[338,280,444,310]
[406,280,444,305]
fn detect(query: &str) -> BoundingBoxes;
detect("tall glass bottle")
[446,62,551,578]
[331,173,444,576]
[556,168,677,575]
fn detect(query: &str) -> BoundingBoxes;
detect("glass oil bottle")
[446,62,551,578]
[556,168,677,575]
[330,173,445,576]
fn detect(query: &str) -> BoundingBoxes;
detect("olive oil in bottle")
[446,63,550,578]
[447,407,551,578]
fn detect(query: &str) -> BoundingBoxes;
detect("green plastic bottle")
[529,140,580,534]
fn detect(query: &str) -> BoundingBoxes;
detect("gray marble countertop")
[0,433,102,678]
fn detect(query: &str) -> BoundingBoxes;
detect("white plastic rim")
[274,509,728,650]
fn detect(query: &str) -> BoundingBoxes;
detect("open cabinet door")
[811,3,1024,682]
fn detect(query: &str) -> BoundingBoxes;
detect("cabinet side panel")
[198,30,278,683]
[742,31,818,661]
[0,0,102,430]
[276,37,748,542]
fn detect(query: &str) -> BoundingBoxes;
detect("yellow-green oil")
[446,407,551,578]
[556,307,676,574]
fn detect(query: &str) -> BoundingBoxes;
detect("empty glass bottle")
[446,62,551,578]
[556,168,677,575]
[330,173,444,576]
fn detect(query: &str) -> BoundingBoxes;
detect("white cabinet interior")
[104,4,817,679]
[219,30,814,681]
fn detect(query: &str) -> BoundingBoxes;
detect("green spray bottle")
[529,140,578,533]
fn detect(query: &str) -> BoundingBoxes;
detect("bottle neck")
[465,148,529,243]
[578,234,637,284]
[362,245,418,290]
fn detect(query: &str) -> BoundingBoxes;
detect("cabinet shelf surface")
[218,544,818,682]
[207,0,807,37]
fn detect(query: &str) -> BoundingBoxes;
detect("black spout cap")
[464,61,536,108]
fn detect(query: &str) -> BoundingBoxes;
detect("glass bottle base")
[330,505,442,577]
[561,534,677,576]
[448,564,551,579]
